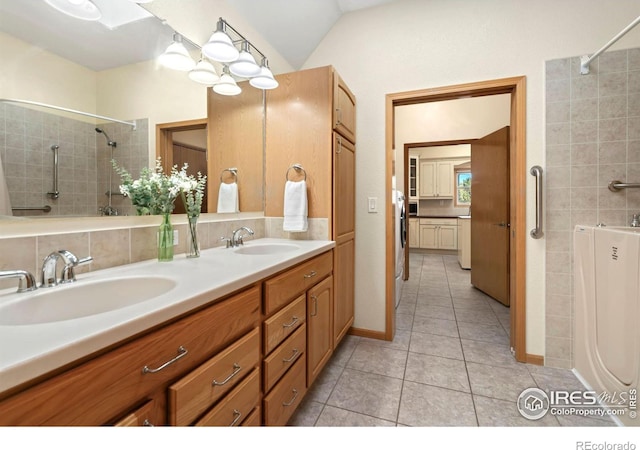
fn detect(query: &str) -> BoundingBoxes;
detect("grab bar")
[47,144,59,199]
[11,205,52,212]
[530,165,543,239]
[608,180,640,192]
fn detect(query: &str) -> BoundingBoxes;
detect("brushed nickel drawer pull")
[142,419,154,427]
[311,295,318,316]
[229,409,242,427]
[142,346,188,374]
[282,388,299,407]
[212,363,241,386]
[282,316,299,328]
[282,348,300,363]
[304,270,317,279]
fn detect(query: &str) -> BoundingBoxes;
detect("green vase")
[157,213,174,262]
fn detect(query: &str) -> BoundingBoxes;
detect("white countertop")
[0,238,334,393]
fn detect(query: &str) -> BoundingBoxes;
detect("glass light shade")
[159,37,195,71]
[202,31,239,62]
[229,49,261,78]
[188,59,219,85]
[44,0,102,21]
[249,66,279,90]
[213,73,241,96]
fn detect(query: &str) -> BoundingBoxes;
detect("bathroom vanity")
[0,239,337,426]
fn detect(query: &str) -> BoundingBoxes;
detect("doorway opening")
[157,119,209,214]
[385,76,528,363]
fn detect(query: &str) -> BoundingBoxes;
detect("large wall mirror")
[0,0,264,220]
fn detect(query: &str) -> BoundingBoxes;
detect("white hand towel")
[217,182,239,213]
[283,180,308,232]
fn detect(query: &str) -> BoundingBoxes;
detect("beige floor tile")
[315,405,396,426]
[346,341,408,379]
[412,316,459,338]
[398,381,477,426]
[405,353,470,393]
[467,362,537,402]
[409,331,464,360]
[474,395,560,426]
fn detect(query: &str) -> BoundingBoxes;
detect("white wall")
[303,0,640,356]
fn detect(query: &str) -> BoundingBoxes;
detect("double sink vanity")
[0,238,338,426]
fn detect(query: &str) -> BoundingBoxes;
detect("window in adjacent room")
[455,170,471,206]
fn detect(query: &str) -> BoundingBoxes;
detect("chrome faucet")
[231,227,254,247]
[0,270,38,293]
[41,250,93,288]
[631,214,640,227]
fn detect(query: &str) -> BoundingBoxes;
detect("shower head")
[95,128,117,148]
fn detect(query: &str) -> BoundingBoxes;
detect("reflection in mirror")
[0,0,266,220]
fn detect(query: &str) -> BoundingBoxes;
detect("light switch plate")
[368,197,378,213]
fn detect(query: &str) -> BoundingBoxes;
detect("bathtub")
[574,225,639,426]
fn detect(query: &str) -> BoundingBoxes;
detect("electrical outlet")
[173,230,179,245]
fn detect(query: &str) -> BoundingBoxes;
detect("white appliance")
[394,190,406,307]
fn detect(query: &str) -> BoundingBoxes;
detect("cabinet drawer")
[114,400,155,427]
[264,294,306,355]
[168,328,260,426]
[264,251,332,315]
[242,406,261,426]
[420,218,458,226]
[263,356,307,426]
[263,324,306,392]
[0,286,261,425]
[194,368,260,426]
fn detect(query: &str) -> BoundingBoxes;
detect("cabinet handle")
[283,348,300,363]
[282,316,299,328]
[229,409,242,427]
[282,388,299,407]
[310,295,318,316]
[336,107,342,125]
[336,136,342,154]
[142,419,154,427]
[142,346,188,374]
[212,363,242,386]
[304,270,317,279]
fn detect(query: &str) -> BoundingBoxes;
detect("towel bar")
[608,180,640,192]
[286,164,307,181]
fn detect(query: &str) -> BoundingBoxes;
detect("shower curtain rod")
[0,98,137,129]
[580,15,640,74]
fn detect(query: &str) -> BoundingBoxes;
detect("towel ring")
[286,164,307,182]
[220,168,238,184]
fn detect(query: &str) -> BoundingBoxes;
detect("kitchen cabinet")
[408,218,419,248]
[419,160,454,198]
[408,154,419,200]
[458,217,471,269]
[0,286,261,426]
[266,66,355,349]
[419,218,458,250]
[261,250,333,426]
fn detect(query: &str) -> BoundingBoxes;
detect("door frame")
[385,76,528,362]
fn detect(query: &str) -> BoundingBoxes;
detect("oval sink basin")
[234,243,300,255]
[0,276,176,326]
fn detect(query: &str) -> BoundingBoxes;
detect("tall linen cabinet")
[265,65,356,356]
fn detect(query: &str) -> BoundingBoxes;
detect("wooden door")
[334,240,354,346]
[307,276,333,386]
[333,72,356,143]
[172,142,208,214]
[471,127,510,306]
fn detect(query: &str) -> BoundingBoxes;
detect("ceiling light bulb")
[213,70,241,96]
[249,64,279,90]
[159,35,196,71]
[44,0,102,21]
[202,20,239,63]
[229,42,261,78]
[189,58,219,85]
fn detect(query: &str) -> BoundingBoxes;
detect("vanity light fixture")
[159,33,196,71]
[202,19,239,63]
[229,41,261,78]
[213,67,242,96]
[188,56,219,85]
[249,58,279,90]
[44,0,102,21]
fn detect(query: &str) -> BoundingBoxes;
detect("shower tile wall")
[545,48,640,368]
[0,104,148,217]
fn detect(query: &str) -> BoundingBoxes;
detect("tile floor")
[289,252,616,427]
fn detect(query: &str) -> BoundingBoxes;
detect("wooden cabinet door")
[419,225,437,249]
[333,239,354,347]
[307,276,333,386]
[438,225,458,250]
[436,161,454,197]
[409,219,419,248]
[419,161,436,197]
[333,72,356,143]
[333,133,355,239]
